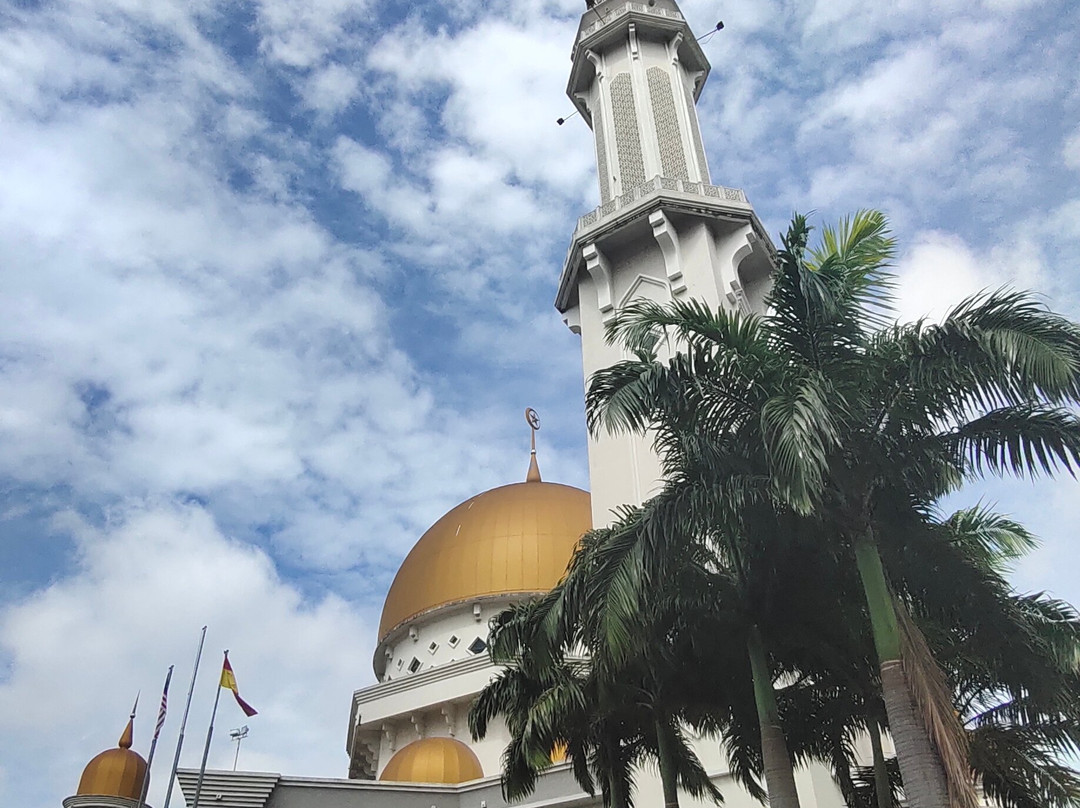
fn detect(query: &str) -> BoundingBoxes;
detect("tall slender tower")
[557,0,775,526]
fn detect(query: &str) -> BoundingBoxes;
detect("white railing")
[575,176,746,233]
[578,2,684,42]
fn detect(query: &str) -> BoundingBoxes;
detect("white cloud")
[1064,125,1080,171]
[0,503,374,807]
[303,62,361,114]
[0,0,546,587]
[365,16,594,201]
[255,0,371,69]
[893,230,1046,322]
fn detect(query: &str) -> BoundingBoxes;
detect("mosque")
[65,2,848,807]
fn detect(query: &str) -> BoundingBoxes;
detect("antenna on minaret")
[525,408,542,482]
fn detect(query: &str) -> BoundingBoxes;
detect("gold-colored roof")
[378,480,591,641]
[379,737,484,784]
[76,717,148,799]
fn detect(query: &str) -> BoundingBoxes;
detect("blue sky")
[1,0,1079,805]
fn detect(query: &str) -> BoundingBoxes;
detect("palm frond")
[943,405,1080,478]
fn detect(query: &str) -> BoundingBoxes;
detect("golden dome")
[378,479,591,642]
[379,738,484,784]
[76,717,148,800]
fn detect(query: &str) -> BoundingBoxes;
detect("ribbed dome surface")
[378,481,591,641]
[76,722,147,800]
[379,738,484,784]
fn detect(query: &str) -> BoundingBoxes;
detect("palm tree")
[585,210,1080,808]
[469,511,724,808]
[555,476,881,808]
[469,596,638,808]
[886,504,1080,808]
[778,500,1080,808]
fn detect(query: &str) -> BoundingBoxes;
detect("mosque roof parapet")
[175,764,590,808]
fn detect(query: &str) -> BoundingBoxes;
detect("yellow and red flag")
[220,653,258,717]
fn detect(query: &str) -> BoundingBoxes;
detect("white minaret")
[557,0,776,526]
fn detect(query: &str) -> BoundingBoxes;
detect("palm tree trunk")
[747,624,802,808]
[654,715,680,808]
[609,768,630,808]
[852,534,949,808]
[870,720,892,808]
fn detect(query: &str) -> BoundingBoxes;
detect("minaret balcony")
[556,174,770,315]
[574,1,691,58]
[575,175,747,233]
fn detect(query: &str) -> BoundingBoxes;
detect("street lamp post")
[229,726,249,771]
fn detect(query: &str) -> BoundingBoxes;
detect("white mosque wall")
[380,602,502,683]
[355,597,538,779]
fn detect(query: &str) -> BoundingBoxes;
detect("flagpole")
[191,650,227,808]
[163,626,207,808]
[136,665,173,808]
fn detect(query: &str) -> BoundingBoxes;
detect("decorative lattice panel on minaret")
[611,72,647,190]
[647,67,688,181]
[594,104,612,204]
[683,84,710,184]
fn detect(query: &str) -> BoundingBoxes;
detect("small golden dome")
[379,738,484,784]
[76,717,148,800]
[378,480,591,642]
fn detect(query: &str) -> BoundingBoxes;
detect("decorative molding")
[728,229,760,314]
[582,243,616,323]
[649,210,686,295]
[349,733,379,780]
[442,704,458,737]
[562,307,582,335]
[610,73,646,191]
[575,176,746,233]
[692,69,706,97]
[585,48,603,79]
[668,31,684,64]
[410,713,426,739]
[620,274,670,308]
[383,723,397,752]
[594,102,611,205]
[683,81,710,184]
[628,22,639,59]
[648,67,688,181]
[726,279,751,315]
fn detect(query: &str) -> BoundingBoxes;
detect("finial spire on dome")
[119,693,138,749]
[525,408,542,482]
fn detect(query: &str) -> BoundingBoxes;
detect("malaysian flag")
[153,666,173,741]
